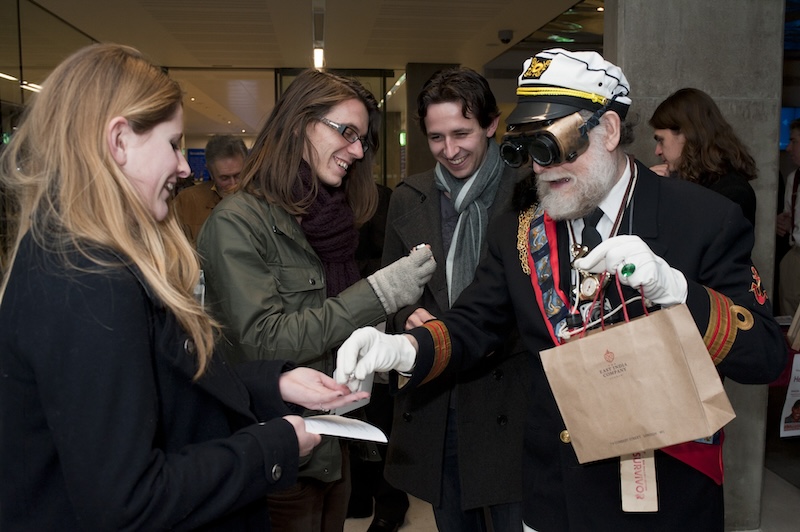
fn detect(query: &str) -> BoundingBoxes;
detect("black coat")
[405,162,786,531]
[704,169,757,227]
[381,165,531,510]
[0,235,300,531]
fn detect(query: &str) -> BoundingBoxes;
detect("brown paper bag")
[539,303,736,464]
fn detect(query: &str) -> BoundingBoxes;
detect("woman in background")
[649,87,758,225]
[0,43,365,531]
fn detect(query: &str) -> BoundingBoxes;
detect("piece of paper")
[330,371,373,416]
[780,353,800,438]
[789,304,800,350]
[304,415,388,443]
[620,450,658,512]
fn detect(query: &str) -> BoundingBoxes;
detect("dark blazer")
[0,234,300,531]
[406,161,786,531]
[381,164,531,510]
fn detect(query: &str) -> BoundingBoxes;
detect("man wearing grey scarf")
[379,67,532,532]
[434,140,503,305]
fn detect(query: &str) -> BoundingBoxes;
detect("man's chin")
[539,195,583,221]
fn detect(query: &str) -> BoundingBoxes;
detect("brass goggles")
[500,112,589,168]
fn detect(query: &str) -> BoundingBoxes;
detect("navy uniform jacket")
[0,235,300,531]
[403,161,786,531]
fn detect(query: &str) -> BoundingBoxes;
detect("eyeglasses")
[319,117,369,153]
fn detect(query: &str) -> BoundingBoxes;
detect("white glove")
[572,235,688,307]
[334,327,417,392]
[367,245,436,314]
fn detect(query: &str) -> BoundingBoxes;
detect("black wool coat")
[0,234,300,531]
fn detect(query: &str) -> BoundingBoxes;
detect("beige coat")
[173,181,222,246]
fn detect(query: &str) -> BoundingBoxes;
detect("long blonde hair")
[0,43,216,377]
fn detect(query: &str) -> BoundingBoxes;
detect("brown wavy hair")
[649,87,757,184]
[0,43,216,377]
[240,69,379,225]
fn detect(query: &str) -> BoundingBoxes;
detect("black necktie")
[581,207,604,251]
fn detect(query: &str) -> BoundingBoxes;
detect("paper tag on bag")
[620,450,658,512]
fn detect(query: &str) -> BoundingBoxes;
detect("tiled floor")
[344,495,434,532]
[761,467,800,532]
[343,468,800,532]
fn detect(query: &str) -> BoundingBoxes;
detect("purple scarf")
[294,161,360,297]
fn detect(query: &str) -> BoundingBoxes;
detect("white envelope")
[304,414,387,443]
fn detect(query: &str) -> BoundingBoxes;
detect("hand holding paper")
[334,327,417,392]
[573,235,688,307]
[283,415,321,457]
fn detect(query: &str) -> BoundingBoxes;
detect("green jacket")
[198,191,386,481]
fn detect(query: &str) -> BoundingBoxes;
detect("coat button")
[183,338,196,355]
[496,415,508,426]
[559,430,571,444]
[402,412,413,422]
[493,369,504,380]
[271,464,282,481]
[309,278,316,285]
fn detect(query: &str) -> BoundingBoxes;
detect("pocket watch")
[579,273,603,300]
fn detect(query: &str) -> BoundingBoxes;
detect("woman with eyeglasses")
[197,69,435,531]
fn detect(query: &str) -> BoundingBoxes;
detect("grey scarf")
[434,140,503,305]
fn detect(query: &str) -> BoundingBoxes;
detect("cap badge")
[523,57,552,80]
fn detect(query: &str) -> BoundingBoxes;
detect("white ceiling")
[21,0,602,137]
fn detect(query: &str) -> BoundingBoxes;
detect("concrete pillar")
[404,62,458,178]
[605,1,785,529]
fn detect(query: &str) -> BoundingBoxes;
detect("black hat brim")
[505,101,585,126]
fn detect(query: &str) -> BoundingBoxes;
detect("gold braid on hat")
[516,86,611,105]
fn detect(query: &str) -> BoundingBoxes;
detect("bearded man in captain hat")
[335,48,786,531]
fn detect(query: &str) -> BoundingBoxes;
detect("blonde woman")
[0,43,366,531]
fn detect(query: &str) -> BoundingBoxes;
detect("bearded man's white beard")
[535,138,620,221]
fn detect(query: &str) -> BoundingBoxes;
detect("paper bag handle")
[578,274,649,336]
[611,274,649,320]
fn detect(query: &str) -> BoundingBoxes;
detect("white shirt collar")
[593,157,633,237]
